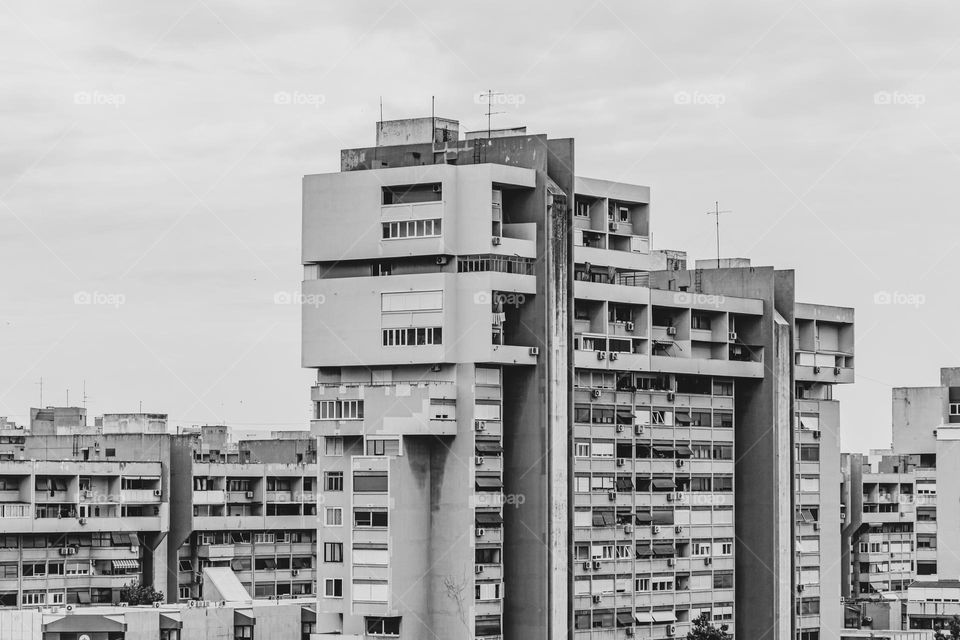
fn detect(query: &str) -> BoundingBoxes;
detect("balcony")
[193,490,225,504]
[122,489,161,503]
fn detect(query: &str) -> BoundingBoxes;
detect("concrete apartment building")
[302,116,855,640]
[0,408,318,613]
[841,368,960,607]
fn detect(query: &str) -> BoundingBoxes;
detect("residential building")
[0,411,317,611]
[302,116,855,640]
[841,367,960,602]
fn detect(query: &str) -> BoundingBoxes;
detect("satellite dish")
[80,635,91,640]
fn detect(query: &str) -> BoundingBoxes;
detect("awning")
[301,607,316,623]
[159,613,182,630]
[76,592,91,604]
[231,559,245,571]
[636,544,653,558]
[112,559,139,570]
[475,441,503,454]
[616,411,635,424]
[44,614,126,633]
[652,479,676,490]
[616,477,634,491]
[675,414,691,425]
[651,611,677,623]
[634,511,653,524]
[234,610,255,626]
[261,558,276,569]
[475,511,503,525]
[111,532,131,545]
[653,446,676,457]
[592,510,615,527]
[676,445,693,458]
[476,476,502,491]
[616,611,635,626]
[651,510,674,525]
[635,612,655,624]
[653,543,675,557]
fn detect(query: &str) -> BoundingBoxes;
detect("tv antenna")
[483,90,505,139]
[706,201,732,268]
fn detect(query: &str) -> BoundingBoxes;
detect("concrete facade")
[302,117,855,640]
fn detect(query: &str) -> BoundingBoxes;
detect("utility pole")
[706,201,732,268]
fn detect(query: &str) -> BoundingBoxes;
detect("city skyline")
[3,1,960,455]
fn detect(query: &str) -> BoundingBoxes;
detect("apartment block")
[168,426,318,604]
[302,116,854,640]
[842,367,960,603]
[0,410,318,612]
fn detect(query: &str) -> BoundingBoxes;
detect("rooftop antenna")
[66,388,69,407]
[82,380,89,409]
[484,89,505,139]
[706,201,732,268]
[36,377,43,407]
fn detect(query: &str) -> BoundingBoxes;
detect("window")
[235,627,253,640]
[713,573,733,589]
[799,445,820,462]
[323,579,343,598]
[355,509,388,528]
[325,507,343,526]
[21,591,45,606]
[324,437,344,456]
[365,617,401,636]
[692,542,712,556]
[575,442,590,458]
[253,532,275,543]
[353,548,390,565]
[105,448,116,457]
[317,400,364,420]
[324,543,343,563]
[353,580,388,602]
[353,471,388,493]
[575,200,590,218]
[458,255,534,275]
[475,583,503,600]
[950,402,960,415]
[713,379,734,396]
[652,578,674,591]
[691,312,712,330]
[324,472,343,491]
[382,327,442,346]
[381,218,442,239]
[366,438,401,456]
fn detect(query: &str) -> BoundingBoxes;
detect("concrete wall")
[892,387,945,454]
[936,427,960,577]
[818,399,844,635]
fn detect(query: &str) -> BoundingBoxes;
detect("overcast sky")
[1,1,957,452]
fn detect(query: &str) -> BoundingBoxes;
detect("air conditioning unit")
[675,525,683,534]
[667,327,677,336]
[154,602,161,609]
[118,602,128,608]
[436,256,448,265]
[583,561,591,571]
[78,518,87,525]
[666,392,675,402]
[667,623,676,636]
[635,425,644,436]
[432,184,442,193]
[625,321,635,332]
[667,558,676,567]
[609,222,617,232]
[813,431,821,440]
[608,491,617,501]
[475,565,483,574]
[624,525,633,534]
[616,458,625,467]
[593,561,601,570]
[58,548,70,556]
[813,366,821,374]
[476,528,485,538]
[529,347,540,356]
[813,523,820,531]
[68,547,77,555]
[245,491,254,498]
[676,459,685,468]
[476,420,487,432]
[834,366,841,375]
[475,456,484,466]
[616,424,624,433]
[705,557,713,565]
[597,351,606,360]
[592,389,602,399]
[83,490,92,498]
[492,236,502,246]
[652,525,661,534]
[728,332,737,341]
[153,489,162,497]
[610,352,619,361]
[592,595,602,604]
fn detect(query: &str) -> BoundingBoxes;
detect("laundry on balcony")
[492,300,506,326]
